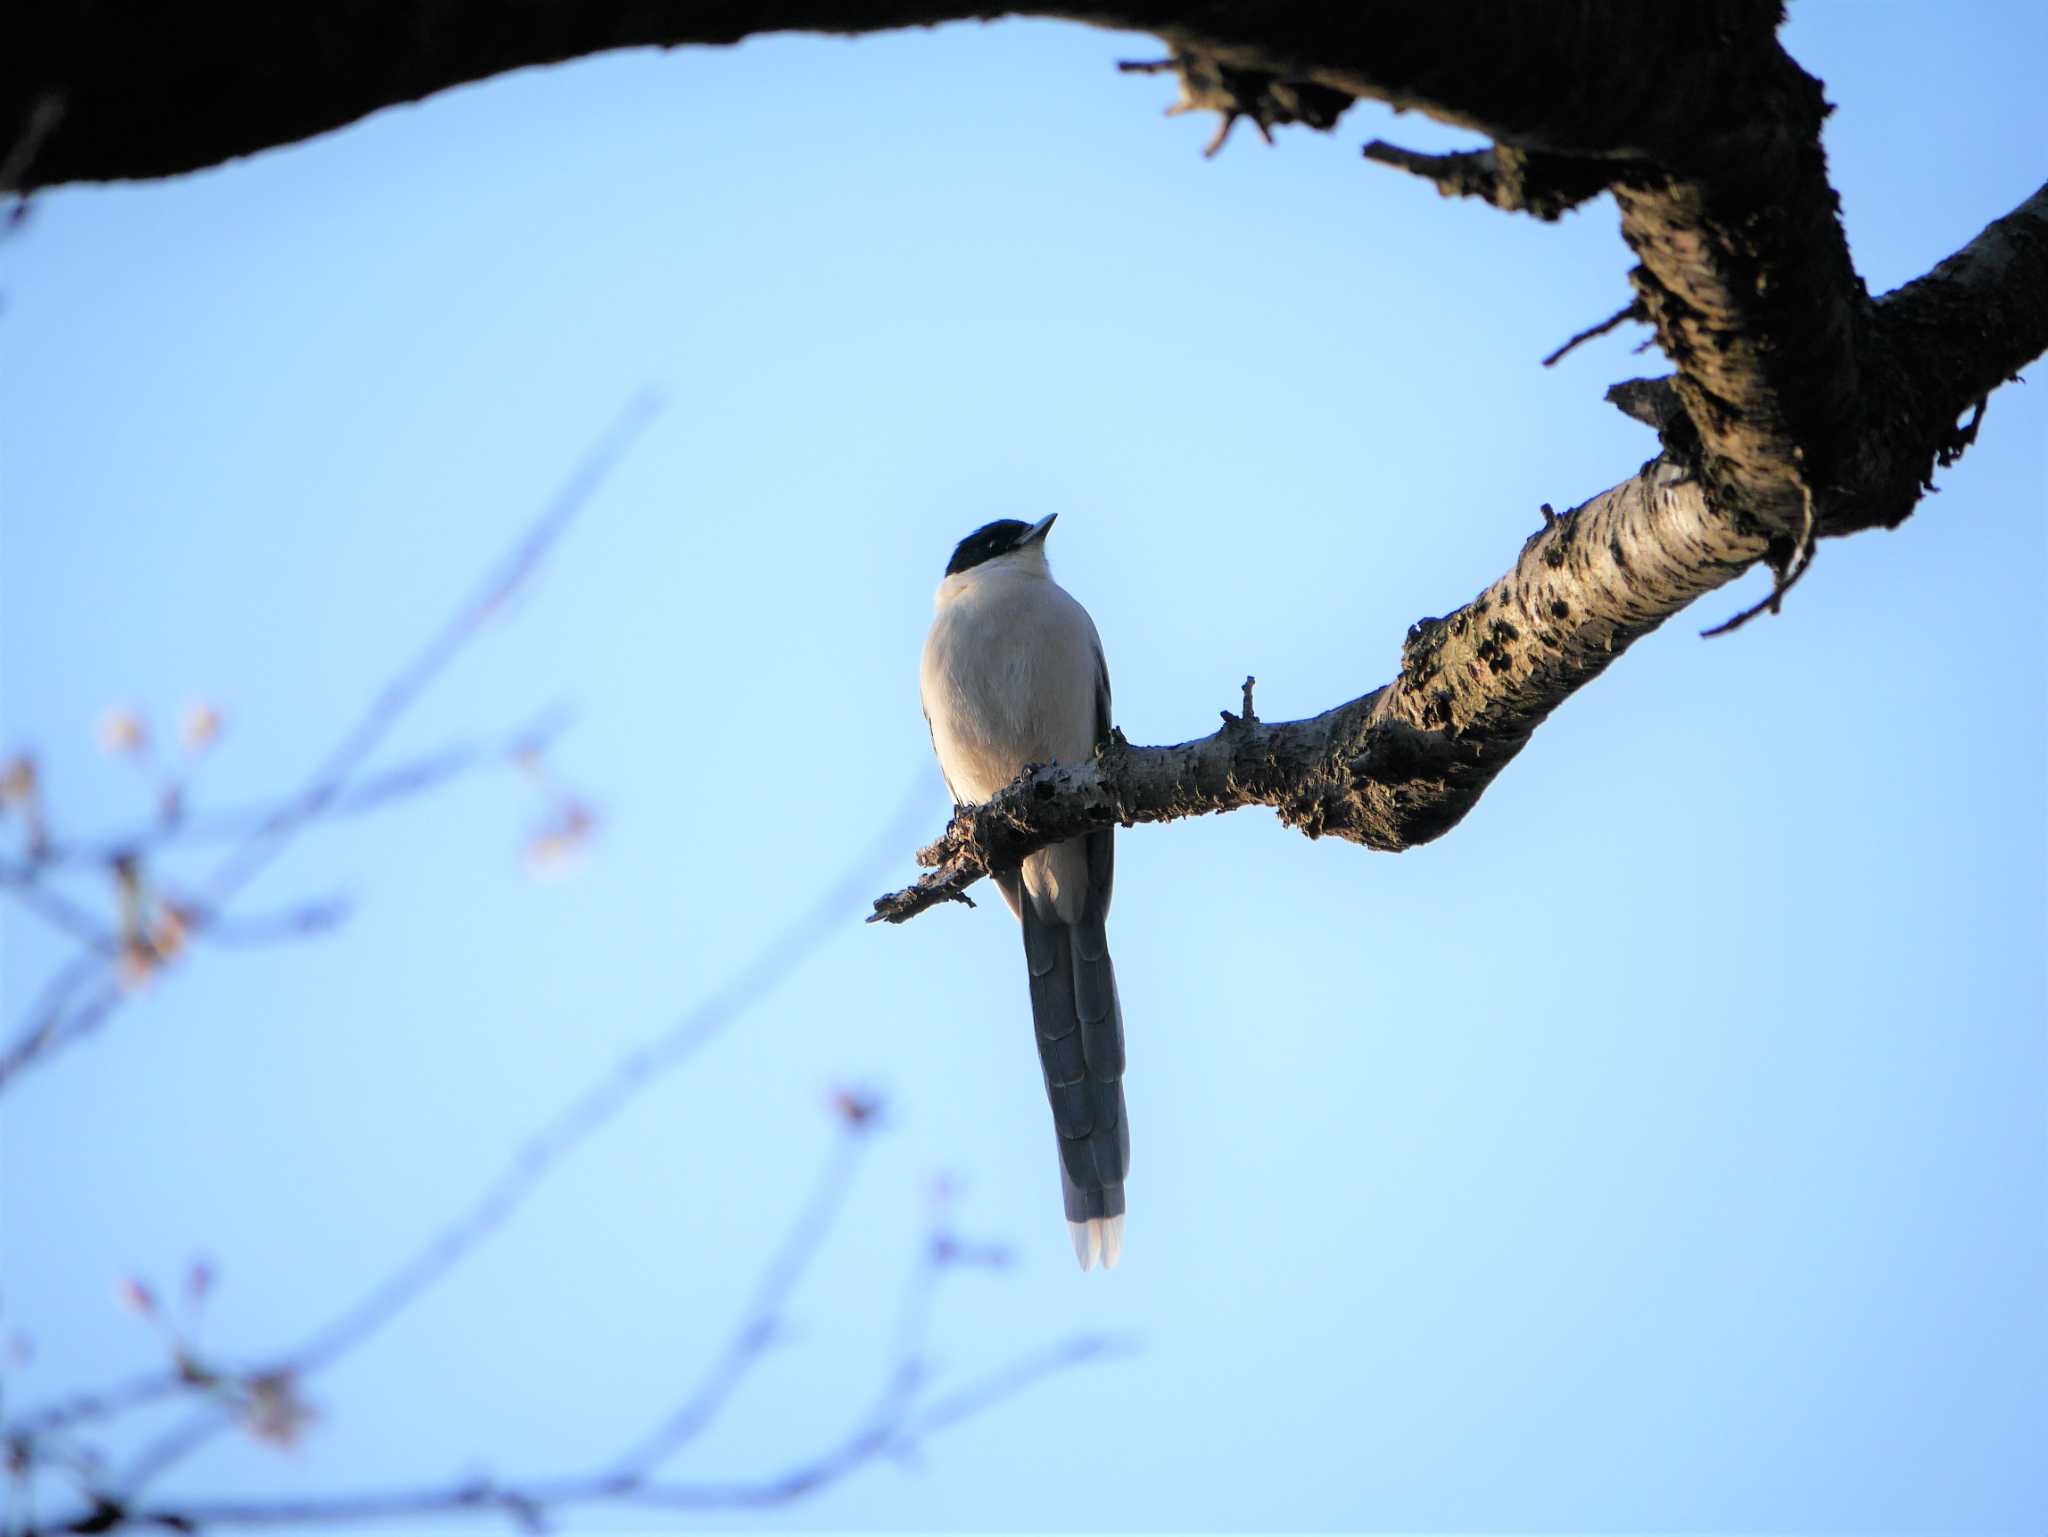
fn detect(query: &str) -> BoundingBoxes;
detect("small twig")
[1541,301,1643,368]
[0,954,106,1085]
[610,1130,870,1479]
[1220,675,1258,729]
[1362,140,1498,197]
[1363,139,1610,222]
[3,1371,179,1445]
[0,872,118,952]
[187,897,353,947]
[1119,51,1349,159]
[0,93,64,211]
[868,857,983,926]
[1701,480,1820,637]
[887,1333,1136,1453]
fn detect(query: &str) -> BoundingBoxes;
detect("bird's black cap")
[944,515,1055,576]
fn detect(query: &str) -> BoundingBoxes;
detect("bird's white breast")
[920,559,1102,807]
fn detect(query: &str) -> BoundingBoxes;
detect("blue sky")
[3,6,2043,1532]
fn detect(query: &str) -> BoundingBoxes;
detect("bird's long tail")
[1019,884,1128,1271]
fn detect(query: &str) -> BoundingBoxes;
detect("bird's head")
[944,514,1056,578]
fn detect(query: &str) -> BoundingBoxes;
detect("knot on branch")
[1120,53,1351,158]
[1606,374,1704,467]
[1362,140,1611,221]
[1352,717,1464,786]
[1219,675,1258,731]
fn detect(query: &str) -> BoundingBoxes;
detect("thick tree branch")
[6,2,1792,191]
[873,183,2048,922]
[1603,180,2048,537]
[874,457,1758,921]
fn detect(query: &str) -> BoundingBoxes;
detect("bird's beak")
[1019,513,1058,546]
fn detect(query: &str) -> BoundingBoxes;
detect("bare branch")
[610,1126,870,1480]
[0,403,658,1094]
[30,1325,1125,1533]
[4,3,1792,190]
[887,1332,1134,1452]
[1362,139,1611,221]
[19,1098,1123,1537]
[184,898,354,947]
[0,871,117,952]
[1602,178,2047,540]
[5,708,570,875]
[874,456,1761,921]
[1540,300,1645,368]
[1,954,106,1084]
[187,397,657,915]
[871,174,2048,918]
[4,784,929,1496]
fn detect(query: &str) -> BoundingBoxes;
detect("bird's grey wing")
[922,703,956,804]
[1087,642,1114,919]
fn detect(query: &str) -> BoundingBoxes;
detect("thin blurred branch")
[0,399,659,1094]
[20,1121,1127,1536]
[1,955,104,1084]
[293,785,926,1383]
[2,787,944,1503]
[189,396,657,911]
[186,898,354,947]
[0,877,115,953]
[3,707,570,877]
[26,1340,1127,1532]
[611,1114,871,1480]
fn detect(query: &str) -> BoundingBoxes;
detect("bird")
[919,514,1128,1271]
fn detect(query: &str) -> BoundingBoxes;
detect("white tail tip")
[1067,1214,1124,1272]
[1068,1220,1099,1271]
[1099,1212,1124,1269]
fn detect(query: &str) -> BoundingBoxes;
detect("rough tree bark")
[11,2,2043,920]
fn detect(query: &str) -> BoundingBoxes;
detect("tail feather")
[1016,838,1128,1271]
[1069,1212,1124,1271]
